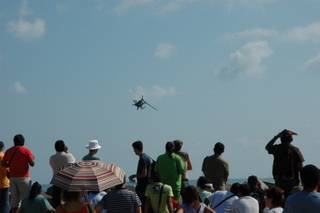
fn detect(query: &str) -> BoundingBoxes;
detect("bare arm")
[204,206,216,213]
[95,204,104,213]
[129,168,147,179]
[266,132,282,151]
[166,196,174,213]
[135,206,142,213]
[176,208,184,213]
[144,197,151,213]
[187,156,193,171]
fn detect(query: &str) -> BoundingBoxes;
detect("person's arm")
[144,197,151,213]
[1,160,9,167]
[176,208,184,213]
[187,156,193,171]
[135,206,142,213]
[204,206,216,213]
[204,198,210,206]
[266,132,282,151]
[129,168,147,180]
[95,204,104,213]
[28,155,35,167]
[166,196,174,213]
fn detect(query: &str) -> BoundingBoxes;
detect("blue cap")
[0,141,4,149]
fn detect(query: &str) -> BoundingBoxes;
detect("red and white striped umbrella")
[50,160,125,191]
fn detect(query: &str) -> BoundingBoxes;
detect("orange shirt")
[0,151,10,188]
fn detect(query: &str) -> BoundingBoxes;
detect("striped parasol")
[50,160,125,191]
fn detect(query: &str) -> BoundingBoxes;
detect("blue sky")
[1,0,320,185]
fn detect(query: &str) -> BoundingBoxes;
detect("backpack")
[272,145,295,181]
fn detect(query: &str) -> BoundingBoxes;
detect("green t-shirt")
[145,183,174,213]
[82,154,102,161]
[20,195,53,213]
[155,152,185,200]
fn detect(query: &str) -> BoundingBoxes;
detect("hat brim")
[86,145,101,150]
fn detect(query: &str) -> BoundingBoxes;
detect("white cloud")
[282,22,320,43]
[221,28,278,41]
[6,18,46,41]
[131,85,177,100]
[20,0,33,17]
[10,81,27,93]
[215,41,273,79]
[221,21,320,44]
[302,53,320,73]
[154,43,177,59]
[114,0,154,14]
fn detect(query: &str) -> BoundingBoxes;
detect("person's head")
[29,182,42,201]
[197,176,213,191]
[151,171,162,183]
[238,184,251,197]
[230,182,240,195]
[55,140,66,152]
[265,186,284,208]
[86,140,101,152]
[0,141,4,151]
[165,141,175,158]
[13,134,25,146]
[132,141,143,155]
[280,130,293,144]
[115,175,126,188]
[182,185,200,205]
[300,164,320,189]
[173,139,183,152]
[248,175,259,190]
[214,142,224,154]
[61,190,82,202]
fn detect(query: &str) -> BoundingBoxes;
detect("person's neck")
[303,186,317,192]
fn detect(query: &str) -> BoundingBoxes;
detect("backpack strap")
[212,194,235,209]
[157,184,164,213]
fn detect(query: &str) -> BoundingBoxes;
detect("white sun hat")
[86,140,101,150]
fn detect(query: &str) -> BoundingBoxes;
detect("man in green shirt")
[202,142,229,190]
[82,140,102,161]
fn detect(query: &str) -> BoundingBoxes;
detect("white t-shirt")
[231,196,259,213]
[264,207,283,213]
[49,152,76,173]
[207,190,238,213]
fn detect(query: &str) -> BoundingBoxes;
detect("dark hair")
[238,184,251,196]
[132,141,143,152]
[165,142,175,158]
[214,142,224,154]
[13,134,25,146]
[29,182,42,202]
[230,182,240,195]
[280,135,293,144]
[182,186,200,208]
[266,186,284,207]
[300,164,320,188]
[151,171,162,182]
[197,176,211,189]
[61,190,82,202]
[173,140,183,152]
[55,140,66,152]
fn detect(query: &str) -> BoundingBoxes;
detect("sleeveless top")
[61,204,89,213]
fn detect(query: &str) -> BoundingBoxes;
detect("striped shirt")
[98,188,142,213]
